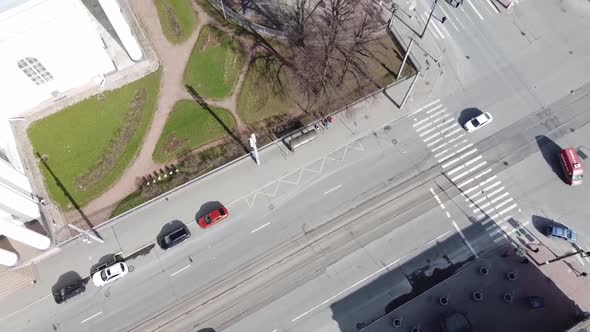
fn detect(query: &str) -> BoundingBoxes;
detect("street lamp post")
[421,0,439,38]
[249,133,260,165]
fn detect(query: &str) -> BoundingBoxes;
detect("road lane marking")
[452,221,479,258]
[463,154,482,166]
[170,264,191,277]
[446,211,451,218]
[416,121,434,132]
[324,184,342,195]
[458,178,475,188]
[291,231,450,322]
[498,203,518,216]
[455,143,474,154]
[469,187,504,206]
[423,132,442,142]
[81,312,102,324]
[490,192,510,204]
[483,180,501,192]
[467,0,484,19]
[0,294,51,322]
[473,168,492,180]
[468,161,487,173]
[412,99,441,115]
[485,0,500,13]
[251,222,271,234]
[444,127,462,138]
[430,18,446,39]
[447,164,465,176]
[430,140,447,151]
[418,125,438,137]
[451,171,470,182]
[427,137,445,148]
[447,134,466,144]
[440,7,459,31]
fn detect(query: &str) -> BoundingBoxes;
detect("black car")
[157,224,191,250]
[53,279,85,304]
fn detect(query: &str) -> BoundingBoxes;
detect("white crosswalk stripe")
[412,100,523,243]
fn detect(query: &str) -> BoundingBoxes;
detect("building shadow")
[458,107,483,128]
[80,0,125,53]
[535,135,566,183]
[35,153,103,241]
[329,220,584,332]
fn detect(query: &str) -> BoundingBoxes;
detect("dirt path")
[74,0,252,224]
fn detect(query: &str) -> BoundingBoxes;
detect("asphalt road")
[2,0,590,331]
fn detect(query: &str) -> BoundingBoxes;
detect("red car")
[197,206,229,229]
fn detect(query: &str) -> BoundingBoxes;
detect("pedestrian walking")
[441,16,447,24]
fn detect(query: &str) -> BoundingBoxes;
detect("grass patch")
[184,25,245,99]
[152,100,236,162]
[28,71,161,210]
[154,0,196,44]
[237,57,294,124]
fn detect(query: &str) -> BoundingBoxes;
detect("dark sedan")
[157,223,191,250]
[53,279,85,304]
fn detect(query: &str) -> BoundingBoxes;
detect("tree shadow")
[458,107,483,128]
[51,271,87,294]
[535,135,566,183]
[195,201,225,220]
[185,85,250,156]
[35,152,103,241]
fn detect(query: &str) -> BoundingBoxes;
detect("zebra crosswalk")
[412,99,521,243]
[414,0,523,40]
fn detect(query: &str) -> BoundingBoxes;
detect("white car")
[464,112,493,132]
[92,262,129,287]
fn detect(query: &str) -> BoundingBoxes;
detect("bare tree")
[284,0,382,106]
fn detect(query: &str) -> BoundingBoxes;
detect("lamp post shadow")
[35,152,102,241]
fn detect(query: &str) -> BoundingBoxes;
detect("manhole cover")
[577,149,588,160]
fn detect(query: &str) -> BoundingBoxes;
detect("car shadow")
[90,254,120,275]
[157,220,187,240]
[458,107,483,128]
[532,215,569,238]
[51,271,86,294]
[535,135,566,183]
[195,201,224,220]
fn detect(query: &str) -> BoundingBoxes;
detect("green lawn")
[152,100,236,162]
[237,58,293,124]
[27,71,161,209]
[154,0,196,44]
[184,25,245,99]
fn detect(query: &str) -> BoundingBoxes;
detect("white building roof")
[0,0,115,162]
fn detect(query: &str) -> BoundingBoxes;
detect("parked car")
[464,112,493,132]
[157,223,191,250]
[197,206,229,229]
[53,279,85,304]
[546,224,576,243]
[92,262,129,287]
[445,0,463,7]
